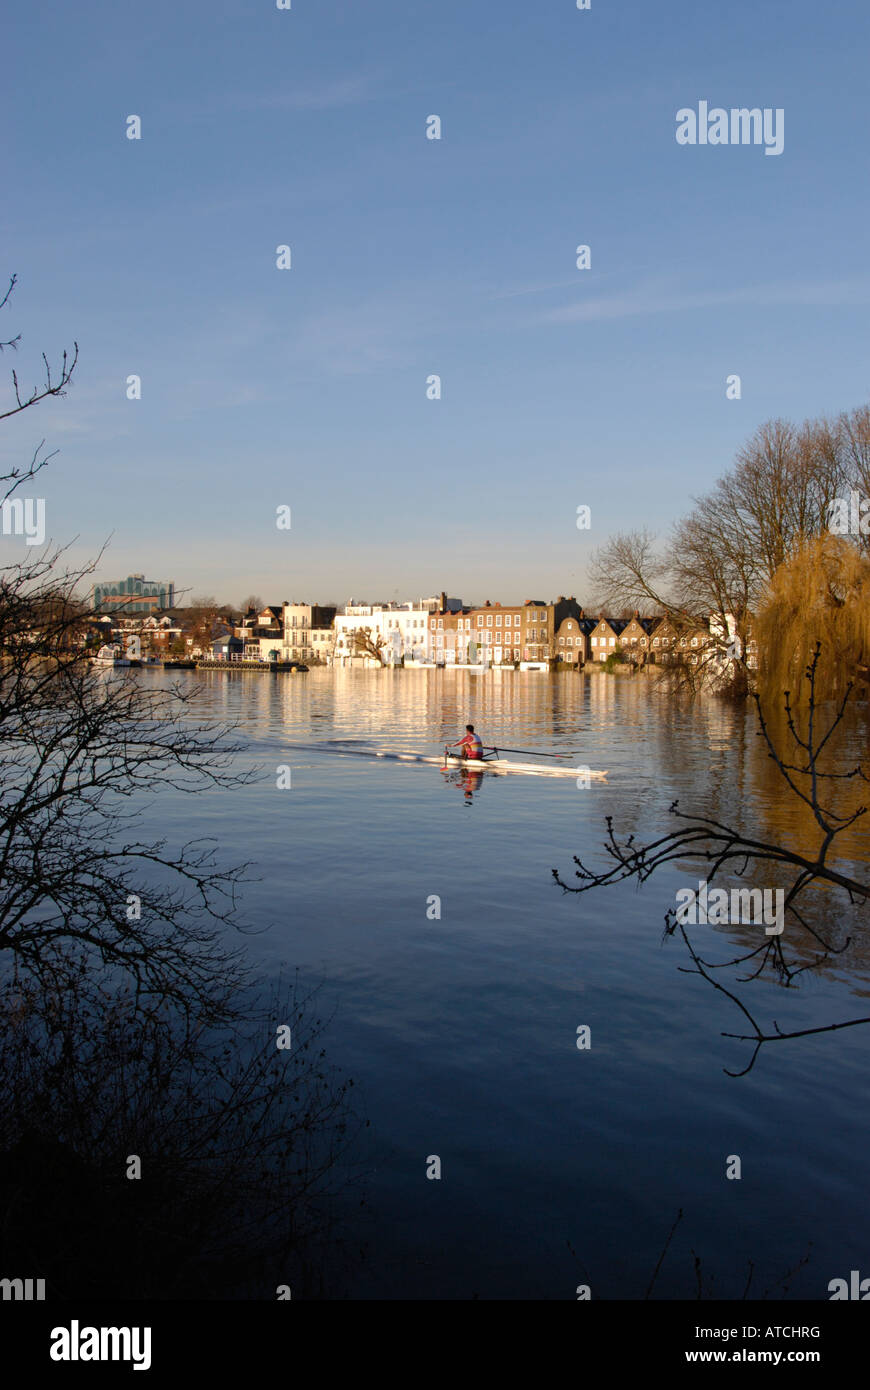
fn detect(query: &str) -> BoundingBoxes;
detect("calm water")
[140,667,870,1300]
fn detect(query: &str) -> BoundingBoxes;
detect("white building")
[282,602,337,664]
[331,596,461,666]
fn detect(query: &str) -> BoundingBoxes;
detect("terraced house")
[555,613,595,665]
[521,596,584,662]
[618,615,658,663]
[650,617,680,662]
[590,617,627,661]
[465,601,525,664]
[648,616,713,665]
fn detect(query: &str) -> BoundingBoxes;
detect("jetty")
[195,658,308,673]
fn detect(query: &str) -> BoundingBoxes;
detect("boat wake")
[277,741,607,780]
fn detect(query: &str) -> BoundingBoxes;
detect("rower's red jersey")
[460,731,483,759]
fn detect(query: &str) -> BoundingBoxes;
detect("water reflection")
[440,765,487,804]
[133,665,870,1298]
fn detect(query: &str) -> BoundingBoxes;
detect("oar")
[486,745,573,759]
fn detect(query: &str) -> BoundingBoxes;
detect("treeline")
[591,403,870,700]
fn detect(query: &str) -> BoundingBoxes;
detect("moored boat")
[90,644,130,668]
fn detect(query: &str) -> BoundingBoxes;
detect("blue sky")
[2,0,868,607]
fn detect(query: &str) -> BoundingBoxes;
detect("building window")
[495,615,501,626]
[487,615,492,626]
[477,616,483,627]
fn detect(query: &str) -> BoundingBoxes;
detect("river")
[138,665,870,1300]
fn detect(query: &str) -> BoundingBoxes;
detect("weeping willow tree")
[755,534,870,705]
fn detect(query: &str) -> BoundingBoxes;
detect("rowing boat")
[312,743,607,778]
[280,740,608,779]
[441,754,607,778]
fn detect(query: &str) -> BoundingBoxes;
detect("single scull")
[441,752,607,778]
[310,743,607,779]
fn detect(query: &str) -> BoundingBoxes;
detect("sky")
[2,0,869,609]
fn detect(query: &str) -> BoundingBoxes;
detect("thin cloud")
[544,276,870,323]
[489,277,597,302]
[240,72,390,113]
[161,72,393,122]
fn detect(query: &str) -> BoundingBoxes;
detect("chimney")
[440,590,447,611]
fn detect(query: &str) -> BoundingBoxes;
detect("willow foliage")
[756,535,870,705]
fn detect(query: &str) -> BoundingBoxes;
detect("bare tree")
[0,281,255,1020]
[0,551,256,1019]
[353,627,387,666]
[589,522,752,695]
[0,275,78,503]
[185,594,223,656]
[553,647,868,1075]
[836,404,870,553]
[0,967,361,1298]
[590,403,870,697]
[0,274,78,427]
[0,279,366,1300]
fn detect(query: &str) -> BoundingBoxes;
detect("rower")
[448,724,484,761]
